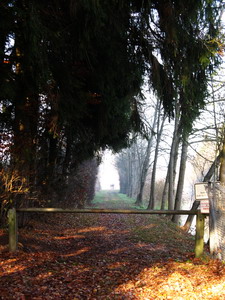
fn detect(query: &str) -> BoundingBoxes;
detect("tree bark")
[135,138,152,205]
[128,148,135,198]
[161,173,168,210]
[172,133,189,223]
[168,115,181,210]
[148,112,165,209]
[136,99,159,206]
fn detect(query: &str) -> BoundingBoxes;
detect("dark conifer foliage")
[0,0,223,218]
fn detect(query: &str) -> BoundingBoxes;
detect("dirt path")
[1,191,225,299]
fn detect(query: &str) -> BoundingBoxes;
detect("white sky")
[98,150,120,190]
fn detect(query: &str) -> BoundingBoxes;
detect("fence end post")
[8,208,18,252]
[195,211,205,258]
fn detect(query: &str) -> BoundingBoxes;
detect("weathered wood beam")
[16,208,201,215]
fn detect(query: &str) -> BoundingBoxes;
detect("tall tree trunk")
[136,99,159,206]
[161,124,181,211]
[62,129,73,178]
[161,173,168,210]
[148,111,165,209]
[135,138,152,205]
[117,152,129,194]
[168,109,181,210]
[128,148,134,198]
[172,133,189,223]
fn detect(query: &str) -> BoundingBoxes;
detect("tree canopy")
[0,0,223,212]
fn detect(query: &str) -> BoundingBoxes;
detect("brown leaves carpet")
[1,192,225,299]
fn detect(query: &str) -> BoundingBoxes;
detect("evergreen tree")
[0,0,223,213]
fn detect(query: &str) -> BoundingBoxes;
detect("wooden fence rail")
[17,208,198,214]
[8,208,208,258]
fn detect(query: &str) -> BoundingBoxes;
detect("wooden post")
[195,212,205,258]
[8,208,18,252]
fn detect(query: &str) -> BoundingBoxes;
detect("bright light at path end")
[98,151,120,190]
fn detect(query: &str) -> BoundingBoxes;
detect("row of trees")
[116,70,225,224]
[0,1,223,224]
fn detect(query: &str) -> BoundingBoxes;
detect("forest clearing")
[1,191,225,299]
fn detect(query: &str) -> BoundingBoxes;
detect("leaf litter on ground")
[1,191,225,299]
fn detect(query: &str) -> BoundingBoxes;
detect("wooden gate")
[8,208,208,258]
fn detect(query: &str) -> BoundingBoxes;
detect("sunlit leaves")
[1,192,225,298]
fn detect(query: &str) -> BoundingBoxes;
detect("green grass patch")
[92,190,148,210]
[126,214,195,254]
[115,193,137,207]
[92,191,140,209]
[93,191,108,204]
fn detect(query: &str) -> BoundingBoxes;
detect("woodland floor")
[1,191,225,299]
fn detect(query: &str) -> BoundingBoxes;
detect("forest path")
[1,191,225,299]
